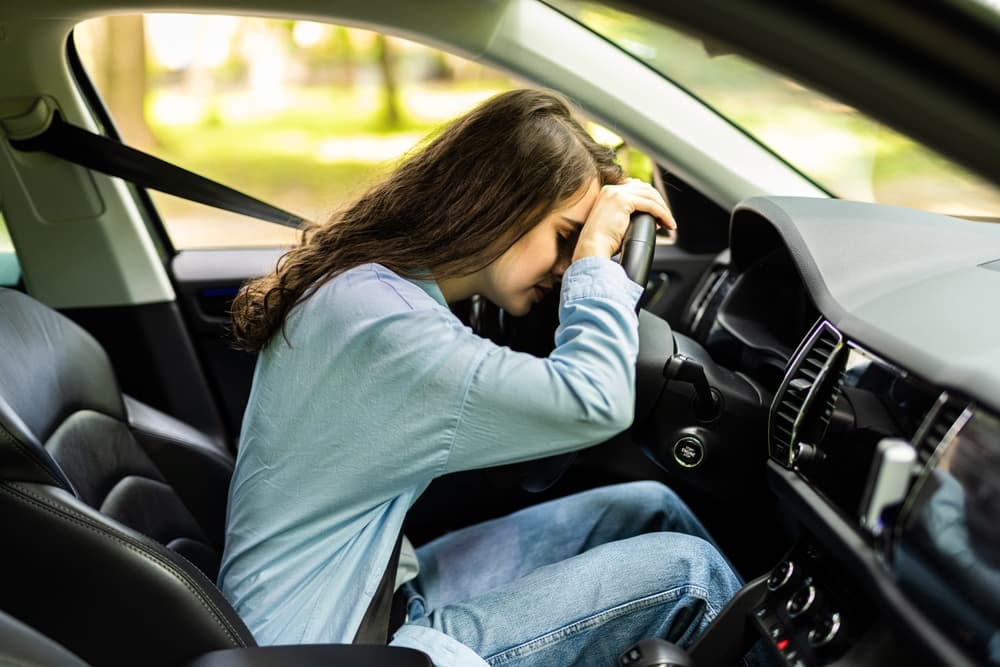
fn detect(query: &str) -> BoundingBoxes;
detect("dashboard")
[679,197,1000,667]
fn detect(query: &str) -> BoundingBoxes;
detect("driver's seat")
[0,287,431,666]
[0,287,255,665]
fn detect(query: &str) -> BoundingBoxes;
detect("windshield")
[548,1,1000,219]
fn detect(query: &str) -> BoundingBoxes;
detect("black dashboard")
[676,197,1000,667]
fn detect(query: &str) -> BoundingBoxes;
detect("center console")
[749,542,872,666]
[688,319,1000,667]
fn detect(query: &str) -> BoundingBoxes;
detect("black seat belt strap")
[353,527,406,645]
[9,110,307,228]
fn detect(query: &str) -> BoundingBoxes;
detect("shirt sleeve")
[444,256,643,473]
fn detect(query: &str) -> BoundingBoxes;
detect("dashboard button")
[672,436,705,468]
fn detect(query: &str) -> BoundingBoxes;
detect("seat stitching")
[4,481,244,644]
[1,482,248,647]
[0,425,66,488]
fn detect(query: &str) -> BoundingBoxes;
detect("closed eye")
[557,229,580,262]
[558,229,578,246]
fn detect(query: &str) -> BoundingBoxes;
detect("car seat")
[0,287,254,665]
[0,287,428,666]
[0,607,91,667]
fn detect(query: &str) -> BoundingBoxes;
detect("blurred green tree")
[100,16,157,149]
[374,34,401,129]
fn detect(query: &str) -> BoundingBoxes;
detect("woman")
[220,89,745,666]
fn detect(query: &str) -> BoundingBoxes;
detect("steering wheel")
[512,212,659,492]
[619,212,657,300]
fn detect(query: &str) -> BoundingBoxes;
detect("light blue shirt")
[219,256,643,665]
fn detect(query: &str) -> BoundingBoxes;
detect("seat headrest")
[0,288,123,487]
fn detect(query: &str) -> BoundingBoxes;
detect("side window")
[72,15,661,250]
[0,210,22,287]
[73,15,517,250]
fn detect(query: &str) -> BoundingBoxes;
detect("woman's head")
[231,88,623,351]
[454,176,601,316]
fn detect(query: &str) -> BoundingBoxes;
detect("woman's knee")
[604,480,682,511]
[631,533,742,601]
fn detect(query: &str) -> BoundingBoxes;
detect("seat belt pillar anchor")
[0,97,56,142]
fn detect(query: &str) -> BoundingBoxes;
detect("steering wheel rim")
[619,212,657,297]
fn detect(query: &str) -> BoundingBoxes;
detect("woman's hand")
[572,178,676,262]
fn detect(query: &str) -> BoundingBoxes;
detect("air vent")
[687,265,729,334]
[913,396,967,466]
[769,321,844,466]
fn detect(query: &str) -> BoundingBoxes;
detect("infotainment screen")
[796,342,938,517]
[895,409,1000,665]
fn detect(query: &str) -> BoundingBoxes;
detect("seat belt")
[353,528,406,645]
[8,107,409,643]
[8,109,307,228]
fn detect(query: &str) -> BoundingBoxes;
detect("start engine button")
[673,436,705,468]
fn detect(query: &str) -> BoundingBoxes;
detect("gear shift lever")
[618,638,694,667]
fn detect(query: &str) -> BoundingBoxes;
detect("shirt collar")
[406,275,449,309]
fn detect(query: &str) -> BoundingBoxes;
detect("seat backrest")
[0,288,256,665]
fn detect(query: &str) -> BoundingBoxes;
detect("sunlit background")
[75,15,523,248]
[73,8,999,251]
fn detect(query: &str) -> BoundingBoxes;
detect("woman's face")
[479,178,600,316]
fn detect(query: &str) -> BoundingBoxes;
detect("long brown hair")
[230,88,623,352]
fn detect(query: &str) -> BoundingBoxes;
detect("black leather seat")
[0,608,90,667]
[0,604,430,667]
[0,288,431,666]
[0,287,256,664]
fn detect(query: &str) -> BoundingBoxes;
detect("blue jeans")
[398,481,745,666]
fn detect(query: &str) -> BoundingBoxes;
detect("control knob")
[786,581,821,620]
[808,611,844,653]
[766,560,800,593]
